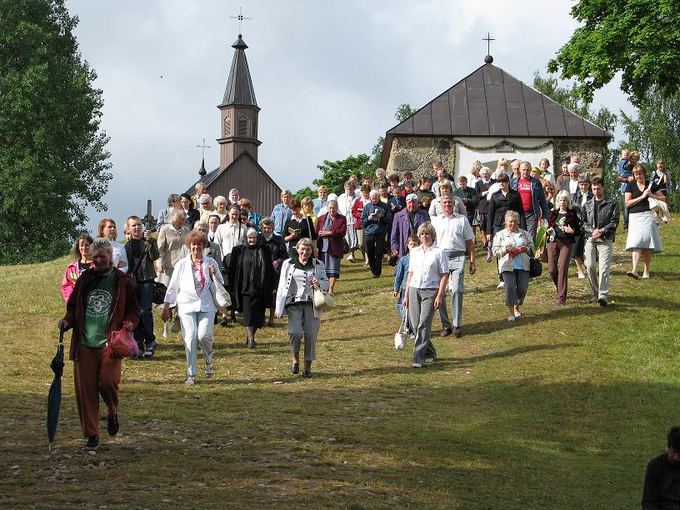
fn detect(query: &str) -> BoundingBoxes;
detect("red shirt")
[517,178,533,212]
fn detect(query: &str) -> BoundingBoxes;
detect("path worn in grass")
[0,223,679,508]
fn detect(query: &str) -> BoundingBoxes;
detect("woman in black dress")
[283,198,317,258]
[227,228,274,348]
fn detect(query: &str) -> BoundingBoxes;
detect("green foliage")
[548,0,680,105]
[312,154,372,195]
[532,71,618,191]
[619,88,680,209]
[0,0,112,264]
[293,186,315,201]
[394,103,415,122]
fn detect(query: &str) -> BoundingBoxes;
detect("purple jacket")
[390,208,430,259]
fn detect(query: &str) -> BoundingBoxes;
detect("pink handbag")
[108,328,139,358]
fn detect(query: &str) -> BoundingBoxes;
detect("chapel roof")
[381,62,611,167]
[219,34,258,108]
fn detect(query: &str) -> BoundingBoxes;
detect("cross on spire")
[483,32,495,64]
[230,7,251,35]
[196,138,211,159]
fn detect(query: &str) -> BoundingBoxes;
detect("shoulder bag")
[311,258,333,311]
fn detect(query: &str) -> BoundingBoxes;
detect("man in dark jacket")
[360,189,392,277]
[579,177,619,307]
[642,426,680,509]
[125,215,160,355]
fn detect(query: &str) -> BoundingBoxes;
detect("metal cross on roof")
[196,138,211,159]
[230,7,252,35]
[483,32,495,56]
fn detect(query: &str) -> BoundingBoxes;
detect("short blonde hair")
[416,222,437,242]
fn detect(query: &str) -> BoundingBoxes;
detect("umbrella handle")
[59,323,65,344]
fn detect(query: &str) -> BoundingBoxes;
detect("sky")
[66,0,633,232]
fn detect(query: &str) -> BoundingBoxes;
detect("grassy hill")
[1,222,679,509]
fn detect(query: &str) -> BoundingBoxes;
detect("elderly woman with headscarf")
[316,199,347,295]
[227,228,274,348]
[547,191,580,305]
[403,222,449,368]
[61,235,94,303]
[162,231,222,385]
[157,209,190,337]
[98,219,128,272]
[625,163,666,279]
[275,238,329,378]
[492,210,535,321]
[60,238,139,449]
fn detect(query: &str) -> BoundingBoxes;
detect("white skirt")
[625,210,663,253]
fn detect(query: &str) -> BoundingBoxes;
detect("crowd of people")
[58,153,671,448]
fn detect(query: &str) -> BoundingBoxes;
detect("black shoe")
[598,298,608,307]
[107,412,119,437]
[453,327,462,338]
[247,339,256,349]
[302,369,313,378]
[144,340,158,358]
[86,435,99,449]
[440,328,452,337]
[290,363,299,375]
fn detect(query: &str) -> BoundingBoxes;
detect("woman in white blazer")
[162,231,223,385]
[275,238,329,378]
[491,210,535,322]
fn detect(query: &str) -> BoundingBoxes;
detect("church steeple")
[217,34,261,170]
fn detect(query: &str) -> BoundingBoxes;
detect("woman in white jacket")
[275,238,329,378]
[162,231,223,385]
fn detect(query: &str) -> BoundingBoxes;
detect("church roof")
[187,150,277,193]
[220,34,258,108]
[381,62,611,167]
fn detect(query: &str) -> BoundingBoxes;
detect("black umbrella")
[47,326,65,446]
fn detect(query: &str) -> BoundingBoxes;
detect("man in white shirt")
[431,193,476,337]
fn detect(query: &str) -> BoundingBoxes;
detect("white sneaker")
[347,254,355,262]
[514,310,522,318]
[412,362,423,368]
[185,376,195,385]
[577,272,586,279]
[497,281,505,289]
[424,357,435,364]
[507,315,516,322]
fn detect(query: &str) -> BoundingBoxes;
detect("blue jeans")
[134,280,155,347]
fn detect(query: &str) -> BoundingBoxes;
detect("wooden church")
[188,34,281,214]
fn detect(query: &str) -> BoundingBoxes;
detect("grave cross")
[230,7,252,35]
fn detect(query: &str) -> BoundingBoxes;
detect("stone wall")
[386,136,455,179]
[387,135,609,179]
[552,139,608,177]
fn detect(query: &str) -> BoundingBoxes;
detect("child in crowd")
[388,184,406,214]
[393,235,420,337]
[400,179,415,198]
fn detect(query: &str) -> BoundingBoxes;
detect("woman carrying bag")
[275,238,329,378]
[162,231,223,385]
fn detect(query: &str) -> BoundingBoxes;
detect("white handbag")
[312,258,333,311]
[394,315,408,350]
[210,273,231,312]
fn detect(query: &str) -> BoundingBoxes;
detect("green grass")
[0,221,679,509]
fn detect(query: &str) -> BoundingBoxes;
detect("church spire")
[220,34,258,107]
[217,33,261,170]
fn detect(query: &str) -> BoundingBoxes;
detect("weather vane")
[230,7,251,35]
[196,138,211,159]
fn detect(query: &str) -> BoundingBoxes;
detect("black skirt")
[242,293,266,328]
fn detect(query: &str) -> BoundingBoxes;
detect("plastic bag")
[108,328,139,358]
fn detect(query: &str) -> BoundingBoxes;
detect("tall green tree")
[547,0,680,105]
[533,72,618,176]
[0,0,112,263]
[619,88,680,208]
